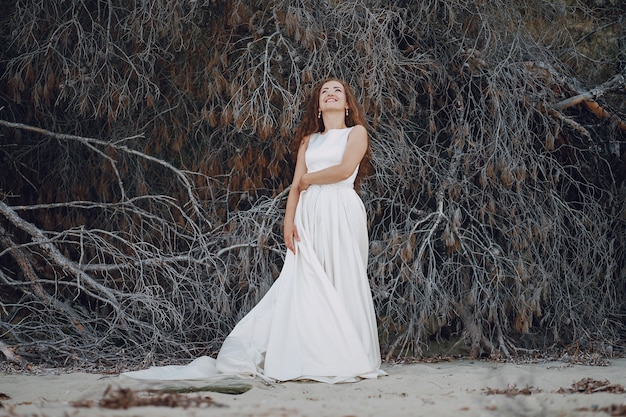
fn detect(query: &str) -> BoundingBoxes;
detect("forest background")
[0,0,625,370]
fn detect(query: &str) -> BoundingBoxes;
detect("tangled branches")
[0,120,287,366]
[366,1,626,357]
[4,0,210,120]
[0,0,625,367]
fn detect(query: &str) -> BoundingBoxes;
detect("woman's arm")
[298,125,368,189]
[283,136,309,254]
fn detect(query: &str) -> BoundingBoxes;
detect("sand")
[1,358,625,416]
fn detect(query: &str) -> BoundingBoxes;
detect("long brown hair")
[292,78,373,189]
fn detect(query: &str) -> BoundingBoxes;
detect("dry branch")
[0,341,26,366]
[551,75,624,111]
[0,200,120,307]
[551,74,626,132]
[0,119,211,227]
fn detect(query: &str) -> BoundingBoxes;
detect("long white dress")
[123,127,383,384]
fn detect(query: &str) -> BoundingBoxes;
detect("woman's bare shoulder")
[349,124,368,139]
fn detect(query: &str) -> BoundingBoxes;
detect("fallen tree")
[0,0,624,367]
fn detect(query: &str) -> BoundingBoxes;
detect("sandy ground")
[1,358,625,417]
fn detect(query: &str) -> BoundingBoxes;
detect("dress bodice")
[305,127,358,187]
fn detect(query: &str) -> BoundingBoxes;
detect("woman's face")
[318,80,348,114]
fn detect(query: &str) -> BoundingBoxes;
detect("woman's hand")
[297,173,311,192]
[283,220,300,255]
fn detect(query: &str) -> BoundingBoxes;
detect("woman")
[124,79,383,383]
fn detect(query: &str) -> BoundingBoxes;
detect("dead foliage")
[557,378,626,394]
[575,404,626,416]
[560,351,612,367]
[0,392,10,409]
[483,377,626,398]
[483,384,541,397]
[71,385,223,409]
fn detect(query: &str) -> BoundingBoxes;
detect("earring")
[345,108,349,117]
[318,111,321,118]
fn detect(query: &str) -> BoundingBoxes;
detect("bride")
[124,79,384,384]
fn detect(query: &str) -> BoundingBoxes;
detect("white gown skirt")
[124,183,383,384]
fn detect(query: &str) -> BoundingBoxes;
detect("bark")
[551,75,626,132]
